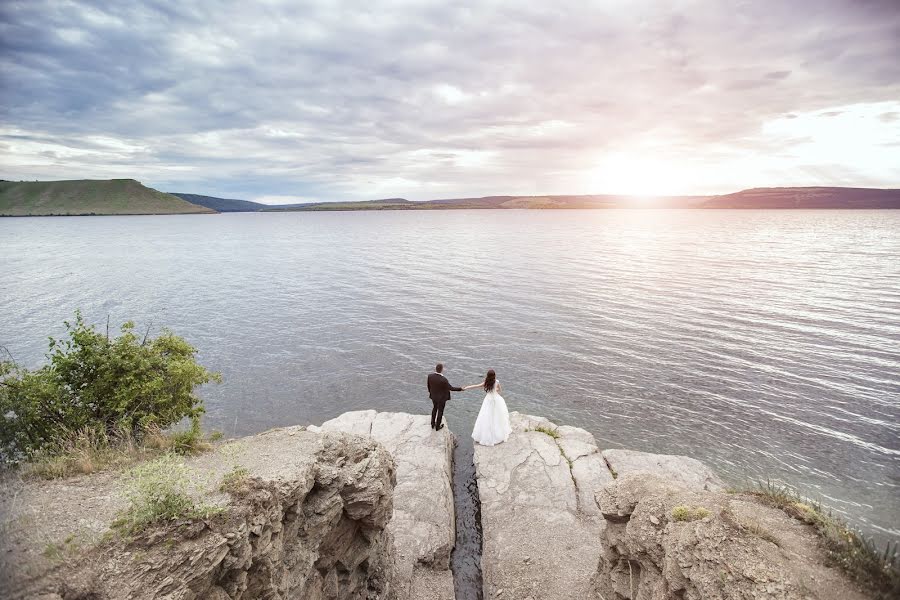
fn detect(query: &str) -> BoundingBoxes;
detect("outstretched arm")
[450,384,464,392]
[462,383,483,390]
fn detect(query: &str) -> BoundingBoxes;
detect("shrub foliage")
[0,312,219,461]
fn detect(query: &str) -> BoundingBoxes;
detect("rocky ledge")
[474,412,873,600]
[0,410,879,600]
[0,412,453,600]
[1,426,397,599]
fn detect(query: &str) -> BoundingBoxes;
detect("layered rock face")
[1,427,397,600]
[594,474,870,600]
[474,412,613,599]
[317,411,455,600]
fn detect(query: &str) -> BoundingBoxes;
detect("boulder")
[319,410,455,600]
[473,412,612,599]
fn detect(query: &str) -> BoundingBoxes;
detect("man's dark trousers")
[431,400,447,429]
[427,371,462,429]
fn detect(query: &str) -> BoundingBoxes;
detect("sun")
[585,153,692,197]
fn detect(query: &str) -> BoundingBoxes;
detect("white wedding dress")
[471,382,512,446]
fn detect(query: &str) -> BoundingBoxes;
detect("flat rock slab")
[318,410,455,600]
[602,448,725,492]
[474,412,612,600]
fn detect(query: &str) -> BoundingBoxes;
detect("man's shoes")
[435,424,444,431]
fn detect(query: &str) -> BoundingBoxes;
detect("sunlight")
[585,153,693,197]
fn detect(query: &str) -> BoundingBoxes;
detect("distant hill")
[267,195,709,211]
[263,198,413,211]
[700,187,900,209]
[170,193,267,212]
[0,179,215,216]
[263,188,900,211]
[425,194,709,209]
[5,182,897,216]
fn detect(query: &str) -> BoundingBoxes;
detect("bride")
[465,369,512,446]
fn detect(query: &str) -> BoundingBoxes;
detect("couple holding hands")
[426,363,512,447]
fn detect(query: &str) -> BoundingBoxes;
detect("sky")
[1,0,899,204]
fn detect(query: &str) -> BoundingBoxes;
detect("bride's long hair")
[483,369,496,392]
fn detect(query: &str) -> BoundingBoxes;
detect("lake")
[1,209,898,550]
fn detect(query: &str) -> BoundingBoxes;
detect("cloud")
[1,0,899,201]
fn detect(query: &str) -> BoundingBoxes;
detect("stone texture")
[593,473,871,600]
[1,426,396,600]
[474,412,612,600]
[602,448,725,492]
[319,410,455,600]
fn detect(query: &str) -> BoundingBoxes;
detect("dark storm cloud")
[1,0,898,201]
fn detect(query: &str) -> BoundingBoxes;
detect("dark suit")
[427,372,462,428]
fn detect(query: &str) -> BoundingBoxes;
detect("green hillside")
[0,179,216,216]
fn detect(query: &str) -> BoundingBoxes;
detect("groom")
[427,363,464,431]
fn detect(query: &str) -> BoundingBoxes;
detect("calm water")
[2,210,899,554]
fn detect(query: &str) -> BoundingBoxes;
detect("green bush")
[0,311,220,462]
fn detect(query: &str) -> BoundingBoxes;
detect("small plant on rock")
[42,534,80,561]
[219,465,250,493]
[672,505,710,522]
[529,425,561,440]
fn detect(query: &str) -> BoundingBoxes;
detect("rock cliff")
[316,411,455,600]
[595,474,870,600]
[1,427,399,599]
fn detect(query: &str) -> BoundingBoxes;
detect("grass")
[748,479,900,599]
[42,534,81,561]
[26,428,124,479]
[25,424,219,480]
[604,457,619,479]
[0,179,214,216]
[527,425,561,440]
[719,507,780,546]
[672,505,710,522]
[112,453,222,536]
[219,465,250,493]
[150,422,212,455]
